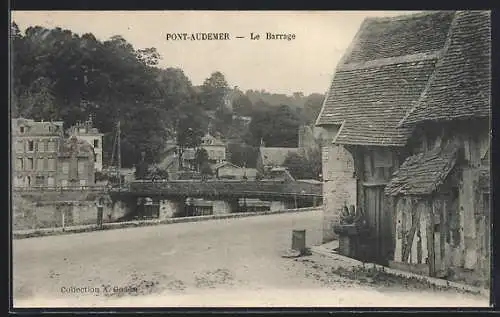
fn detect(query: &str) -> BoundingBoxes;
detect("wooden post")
[426,199,436,277]
[402,201,419,263]
[62,208,65,231]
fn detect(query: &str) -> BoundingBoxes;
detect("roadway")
[13,210,488,307]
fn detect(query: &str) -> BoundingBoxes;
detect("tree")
[232,94,253,116]
[199,71,229,111]
[11,23,187,168]
[303,93,325,124]
[200,162,213,180]
[194,148,209,172]
[227,142,259,168]
[283,149,322,180]
[246,104,300,147]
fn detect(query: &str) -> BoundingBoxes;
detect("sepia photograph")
[10,10,491,308]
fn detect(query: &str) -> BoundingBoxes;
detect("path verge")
[310,243,489,298]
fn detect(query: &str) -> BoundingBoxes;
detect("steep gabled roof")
[316,11,455,147]
[400,11,491,126]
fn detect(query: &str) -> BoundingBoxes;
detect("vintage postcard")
[10,10,491,309]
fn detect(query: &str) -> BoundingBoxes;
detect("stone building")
[181,133,226,169]
[214,161,259,180]
[12,118,64,188]
[67,119,104,171]
[57,136,96,187]
[316,10,491,286]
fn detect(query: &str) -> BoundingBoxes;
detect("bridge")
[14,180,323,222]
[112,179,323,218]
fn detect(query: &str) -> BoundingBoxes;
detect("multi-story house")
[67,119,104,171]
[12,118,64,188]
[181,133,227,170]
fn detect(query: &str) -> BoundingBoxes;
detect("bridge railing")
[126,180,322,197]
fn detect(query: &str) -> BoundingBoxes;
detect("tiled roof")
[260,147,301,167]
[316,11,454,146]
[12,118,64,137]
[385,142,460,196]
[344,11,455,64]
[400,11,491,126]
[331,60,438,146]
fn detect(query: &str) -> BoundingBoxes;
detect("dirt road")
[13,210,489,307]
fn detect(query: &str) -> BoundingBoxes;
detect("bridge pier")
[159,198,185,219]
[270,200,295,212]
[212,199,239,215]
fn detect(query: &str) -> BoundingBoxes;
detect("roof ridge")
[338,50,443,72]
[365,10,454,23]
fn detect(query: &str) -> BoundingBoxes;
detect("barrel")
[292,230,306,252]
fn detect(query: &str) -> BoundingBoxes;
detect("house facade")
[181,133,226,170]
[67,119,104,171]
[57,136,96,187]
[315,10,491,285]
[12,118,64,188]
[385,11,491,284]
[214,161,258,180]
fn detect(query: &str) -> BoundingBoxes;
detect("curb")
[310,245,489,298]
[13,207,321,239]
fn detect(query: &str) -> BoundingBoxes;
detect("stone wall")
[12,191,132,230]
[322,143,357,243]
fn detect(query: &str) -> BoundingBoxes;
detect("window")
[47,141,56,152]
[37,158,44,171]
[38,140,45,152]
[26,176,31,186]
[95,153,100,163]
[77,160,85,175]
[79,179,87,187]
[47,177,55,187]
[16,141,23,153]
[93,139,99,148]
[47,158,56,171]
[19,126,25,134]
[16,158,24,170]
[27,158,34,170]
[35,176,44,186]
[16,176,24,187]
[61,179,68,187]
[62,162,70,174]
[28,140,34,152]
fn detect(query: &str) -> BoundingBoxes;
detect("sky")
[12,11,419,95]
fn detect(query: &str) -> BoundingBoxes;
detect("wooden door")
[364,185,392,264]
